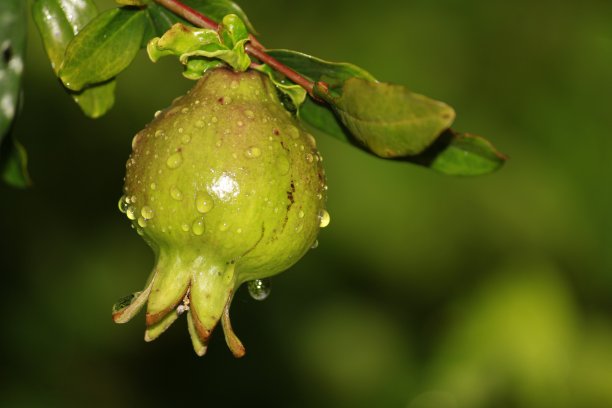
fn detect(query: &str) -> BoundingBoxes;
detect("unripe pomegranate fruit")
[113,68,329,357]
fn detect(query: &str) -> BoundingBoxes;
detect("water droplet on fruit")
[181,224,190,232]
[118,196,128,213]
[211,116,218,123]
[305,153,314,163]
[166,152,183,169]
[170,186,183,201]
[288,126,299,139]
[295,224,303,233]
[311,240,319,249]
[126,206,137,220]
[219,222,230,232]
[277,157,290,175]
[245,146,261,158]
[155,129,164,138]
[230,80,239,89]
[319,209,330,228]
[131,134,140,149]
[182,133,191,144]
[245,110,255,119]
[196,120,204,128]
[138,217,147,228]
[192,218,205,236]
[247,279,271,301]
[141,206,154,220]
[154,110,161,118]
[150,183,157,190]
[298,210,305,218]
[196,192,214,214]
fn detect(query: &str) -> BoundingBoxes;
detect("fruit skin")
[113,68,327,357]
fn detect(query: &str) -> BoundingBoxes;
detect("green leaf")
[254,65,307,112]
[406,130,506,176]
[32,0,116,118]
[266,49,376,84]
[147,17,250,77]
[32,0,98,75]
[0,0,26,143]
[59,7,147,91]
[116,0,147,5]
[1,137,31,188]
[320,78,456,157]
[267,49,504,174]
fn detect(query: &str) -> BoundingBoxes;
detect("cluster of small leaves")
[0,0,506,188]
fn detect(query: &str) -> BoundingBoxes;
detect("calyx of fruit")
[113,67,328,357]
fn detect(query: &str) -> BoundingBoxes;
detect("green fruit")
[112,68,328,357]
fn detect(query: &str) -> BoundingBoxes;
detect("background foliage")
[1,0,611,407]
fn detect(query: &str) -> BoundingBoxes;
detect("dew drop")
[211,116,218,123]
[305,153,314,163]
[245,146,261,158]
[220,96,232,105]
[136,227,144,236]
[288,126,300,139]
[118,196,128,213]
[141,206,154,220]
[126,206,137,220]
[178,127,184,133]
[295,224,303,233]
[130,195,137,203]
[181,107,189,114]
[219,222,230,232]
[150,183,157,190]
[181,224,190,232]
[196,192,214,214]
[245,110,255,119]
[154,110,162,118]
[166,152,183,169]
[311,240,319,249]
[298,210,305,218]
[277,157,290,175]
[237,120,244,127]
[192,218,205,236]
[138,217,147,228]
[155,129,164,138]
[182,133,191,144]
[230,80,239,89]
[248,279,271,301]
[170,186,183,201]
[307,134,317,147]
[196,120,205,128]
[131,134,140,149]
[319,209,331,228]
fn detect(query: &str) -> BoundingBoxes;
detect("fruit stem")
[152,0,319,98]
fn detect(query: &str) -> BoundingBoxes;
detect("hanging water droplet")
[138,217,147,228]
[126,206,137,220]
[248,279,271,301]
[154,110,162,118]
[170,186,183,201]
[192,218,205,236]
[118,196,128,213]
[319,209,331,228]
[245,146,261,158]
[166,152,183,169]
[141,206,154,220]
[311,240,319,249]
[196,192,214,214]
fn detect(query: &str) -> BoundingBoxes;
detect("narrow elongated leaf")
[323,78,456,157]
[59,8,147,91]
[0,0,26,143]
[406,130,506,176]
[1,138,31,188]
[32,0,116,117]
[145,0,256,38]
[267,49,505,174]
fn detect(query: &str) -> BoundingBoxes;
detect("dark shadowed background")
[1,0,611,407]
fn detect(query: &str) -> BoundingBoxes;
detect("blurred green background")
[1,0,611,407]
